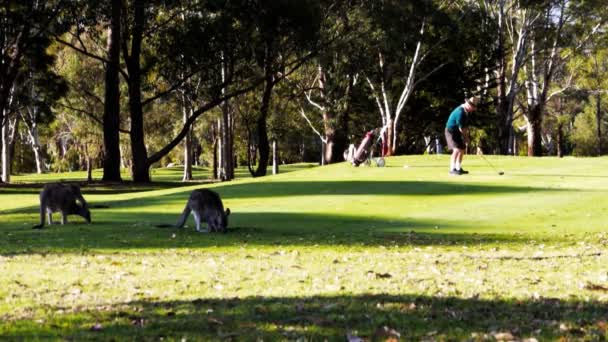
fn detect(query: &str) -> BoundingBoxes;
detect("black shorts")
[445,128,465,150]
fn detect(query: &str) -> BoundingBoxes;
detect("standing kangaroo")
[32,183,91,229]
[158,189,230,233]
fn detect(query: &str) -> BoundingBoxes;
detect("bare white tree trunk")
[272,139,278,175]
[1,85,16,183]
[1,114,10,183]
[29,124,45,174]
[181,90,193,181]
[366,19,445,155]
[299,106,327,165]
[216,117,223,179]
[21,107,46,174]
[219,51,234,181]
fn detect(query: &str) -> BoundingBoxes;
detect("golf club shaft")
[479,154,500,173]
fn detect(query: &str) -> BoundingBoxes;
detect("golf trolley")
[348,126,388,167]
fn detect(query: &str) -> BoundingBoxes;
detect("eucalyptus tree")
[242,0,321,177]
[52,1,126,181]
[0,0,70,182]
[121,0,307,182]
[363,0,472,155]
[15,63,67,174]
[574,49,608,155]
[296,0,370,164]
[480,0,542,155]
[520,0,607,156]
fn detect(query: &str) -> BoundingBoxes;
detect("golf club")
[479,154,504,175]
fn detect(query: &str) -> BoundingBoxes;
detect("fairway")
[1,155,608,340]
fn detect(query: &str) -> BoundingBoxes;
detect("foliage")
[571,99,608,156]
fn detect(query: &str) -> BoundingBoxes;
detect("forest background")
[1,0,607,183]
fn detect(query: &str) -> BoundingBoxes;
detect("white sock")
[455,161,461,170]
[450,160,455,170]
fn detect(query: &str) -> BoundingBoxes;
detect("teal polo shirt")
[446,105,468,131]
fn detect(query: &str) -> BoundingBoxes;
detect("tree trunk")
[182,95,193,181]
[85,143,93,182]
[526,105,543,156]
[23,114,45,174]
[220,53,234,181]
[102,0,123,182]
[212,134,218,180]
[124,0,149,183]
[386,118,395,156]
[272,139,278,175]
[596,93,602,156]
[556,122,564,158]
[2,116,11,183]
[252,76,273,177]
[220,100,234,181]
[128,84,149,182]
[322,109,335,164]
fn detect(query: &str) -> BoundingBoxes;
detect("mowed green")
[1,156,608,341]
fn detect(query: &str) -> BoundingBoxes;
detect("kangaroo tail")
[174,204,191,228]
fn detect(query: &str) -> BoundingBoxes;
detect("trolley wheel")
[375,157,385,167]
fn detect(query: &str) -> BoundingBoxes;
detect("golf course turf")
[1,155,608,340]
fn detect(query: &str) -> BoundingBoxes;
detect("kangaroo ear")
[225,208,231,216]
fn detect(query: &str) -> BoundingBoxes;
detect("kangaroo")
[32,183,91,229]
[157,189,230,233]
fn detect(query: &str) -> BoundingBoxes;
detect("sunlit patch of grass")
[1,156,608,339]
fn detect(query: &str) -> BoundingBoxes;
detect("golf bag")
[350,127,387,167]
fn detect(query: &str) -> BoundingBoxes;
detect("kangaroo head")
[216,208,230,233]
[77,204,91,223]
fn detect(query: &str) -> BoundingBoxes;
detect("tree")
[103,0,123,181]
[297,1,369,164]
[245,0,321,177]
[521,0,606,156]
[363,0,475,155]
[0,1,69,182]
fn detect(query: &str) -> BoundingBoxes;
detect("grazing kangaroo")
[32,183,91,229]
[157,189,230,233]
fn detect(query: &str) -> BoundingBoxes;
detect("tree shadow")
[0,211,549,255]
[512,173,608,179]
[97,180,570,211]
[1,179,569,216]
[2,294,606,340]
[0,180,208,196]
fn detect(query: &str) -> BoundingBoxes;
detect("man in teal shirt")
[445,97,478,175]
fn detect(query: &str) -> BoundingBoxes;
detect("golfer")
[445,96,478,175]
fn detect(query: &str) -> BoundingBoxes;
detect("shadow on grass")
[0,180,210,196]
[89,180,571,212]
[1,294,606,340]
[0,211,542,255]
[0,179,570,217]
[512,173,608,179]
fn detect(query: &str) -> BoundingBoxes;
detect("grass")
[1,155,608,341]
